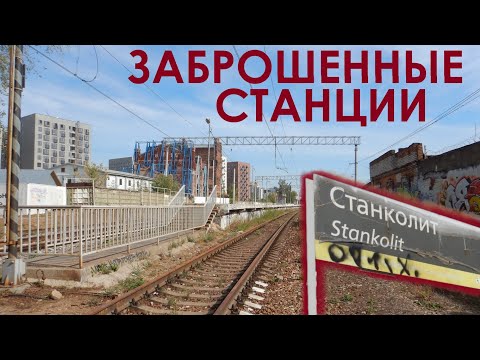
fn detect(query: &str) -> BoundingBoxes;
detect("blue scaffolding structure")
[133,140,195,195]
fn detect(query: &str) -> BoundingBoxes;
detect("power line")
[99,45,199,132]
[28,45,171,137]
[263,45,295,173]
[359,88,480,163]
[73,45,99,83]
[100,45,236,168]
[232,45,288,173]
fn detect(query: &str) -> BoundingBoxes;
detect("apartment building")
[227,161,251,201]
[20,113,91,170]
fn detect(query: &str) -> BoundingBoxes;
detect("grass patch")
[116,265,145,292]
[341,294,353,302]
[187,236,195,243]
[91,262,120,275]
[229,209,288,233]
[366,299,376,314]
[413,286,443,311]
[203,233,214,243]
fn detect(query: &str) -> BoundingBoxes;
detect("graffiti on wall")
[438,177,480,214]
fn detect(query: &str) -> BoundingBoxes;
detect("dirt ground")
[2,209,479,315]
[0,211,291,315]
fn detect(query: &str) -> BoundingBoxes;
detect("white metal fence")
[0,186,216,268]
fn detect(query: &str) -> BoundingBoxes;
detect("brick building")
[369,141,480,216]
[194,138,223,197]
[369,143,424,191]
[227,161,251,201]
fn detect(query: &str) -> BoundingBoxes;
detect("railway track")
[91,210,297,315]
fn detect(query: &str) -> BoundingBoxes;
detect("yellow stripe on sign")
[315,241,480,290]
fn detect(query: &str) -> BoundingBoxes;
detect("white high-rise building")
[19,114,91,170]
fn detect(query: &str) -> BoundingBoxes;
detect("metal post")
[2,45,25,285]
[354,144,358,183]
[206,119,211,202]
[233,167,236,204]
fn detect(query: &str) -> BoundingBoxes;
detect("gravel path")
[257,216,303,315]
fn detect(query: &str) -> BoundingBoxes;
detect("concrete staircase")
[205,206,219,232]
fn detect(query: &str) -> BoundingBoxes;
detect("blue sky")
[10,45,480,189]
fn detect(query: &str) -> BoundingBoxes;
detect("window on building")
[85,142,89,148]
[85,135,89,141]
[85,129,89,135]
[61,167,65,173]
[70,146,75,151]
[60,138,65,143]
[78,128,83,134]
[38,127,42,133]
[60,131,65,137]
[37,134,42,140]
[69,159,74,164]
[43,164,49,169]
[44,121,50,127]
[119,179,123,185]
[39,120,42,124]
[52,129,57,135]
[72,127,76,131]
[37,162,41,167]
[44,143,50,149]
[60,124,64,129]
[53,123,58,129]
[85,155,89,161]
[60,159,65,165]
[37,141,42,146]
[128,180,132,186]
[43,156,49,163]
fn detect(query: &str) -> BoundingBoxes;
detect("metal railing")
[0,186,217,268]
[168,185,186,206]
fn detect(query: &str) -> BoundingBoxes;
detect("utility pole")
[205,118,211,202]
[2,45,25,285]
[233,167,236,204]
[354,144,358,183]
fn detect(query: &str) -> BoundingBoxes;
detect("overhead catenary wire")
[73,45,99,83]
[99,45,198,131]
[28,45,171,137]
[263,45,296,173]
[100,45,235,170]
[359,87,480,163]
[232,45,288,173]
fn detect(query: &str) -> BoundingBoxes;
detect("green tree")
[266,192,277,204]
[227,185,234,203]
[1,45,68,167]
[0,45,67,120]
[84,162,108,188]
[289,190,298,203]
[152,174,180,192]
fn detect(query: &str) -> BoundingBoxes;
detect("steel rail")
[213,212,296,314]
[91,210,296,315]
